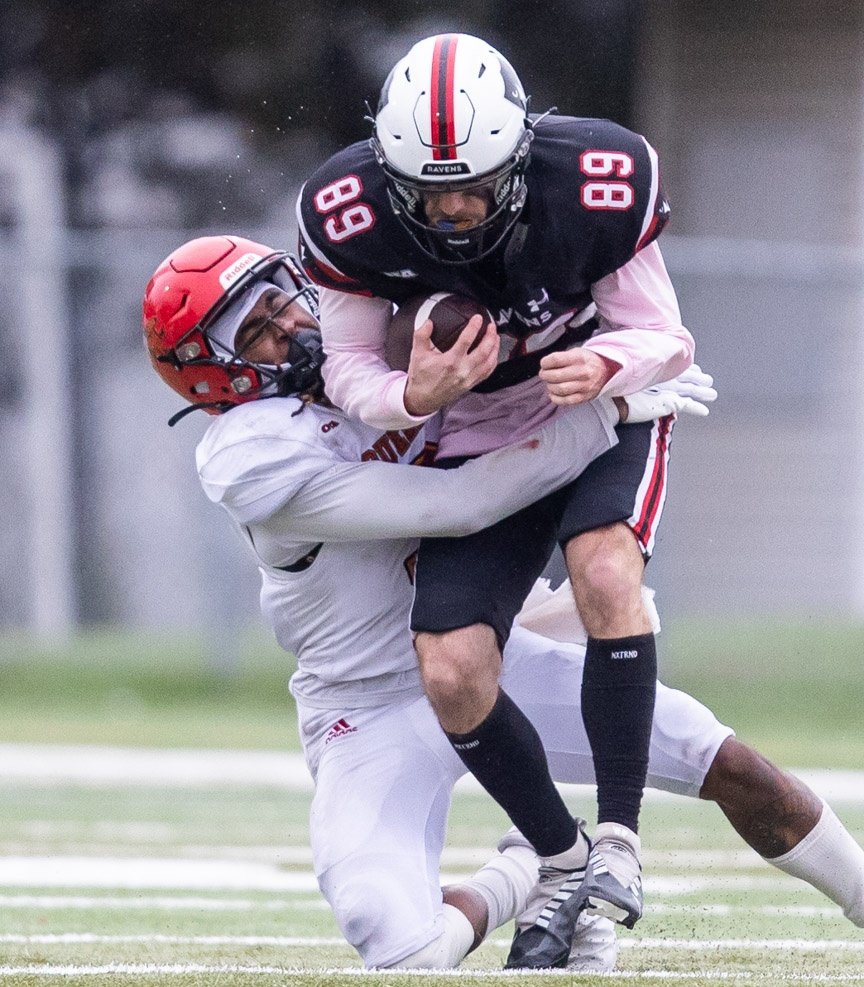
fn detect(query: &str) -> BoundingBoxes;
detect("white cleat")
[566,912,618,973]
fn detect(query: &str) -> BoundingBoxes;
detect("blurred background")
[1,0,862,759]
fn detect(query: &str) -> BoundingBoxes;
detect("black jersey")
[297,115,669,387]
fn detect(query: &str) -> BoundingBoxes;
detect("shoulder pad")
[296,142,401,295]
[531,115,670,277]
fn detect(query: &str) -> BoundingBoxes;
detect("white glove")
[622,364,717,423]
[623,388,707,422]
[656,364,718,405]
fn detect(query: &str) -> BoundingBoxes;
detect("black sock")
[446,689,578,857]
[581,633,657,832]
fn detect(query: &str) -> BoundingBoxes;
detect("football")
[385,292,494,372]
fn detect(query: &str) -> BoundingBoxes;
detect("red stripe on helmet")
[431,35,458,160]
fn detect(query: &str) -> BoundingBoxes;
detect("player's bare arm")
[403,315,499,416]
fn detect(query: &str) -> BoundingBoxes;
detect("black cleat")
[505,822,642,969]
[505,870,588,968]
[504,820,590,970]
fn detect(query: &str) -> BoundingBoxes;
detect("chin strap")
[167,402,229,427]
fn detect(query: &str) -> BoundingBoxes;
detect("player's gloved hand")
[618,365,717,423]
[656,364,718,405]
[618,387,710,423]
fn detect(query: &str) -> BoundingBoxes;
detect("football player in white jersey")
[143,235,864,971]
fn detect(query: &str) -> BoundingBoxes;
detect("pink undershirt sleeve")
[318,287,429,430]
[586,241,695,396]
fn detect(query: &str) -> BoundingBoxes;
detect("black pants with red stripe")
[410,416,674,645]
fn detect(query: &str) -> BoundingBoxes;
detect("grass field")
[1,620,863,985]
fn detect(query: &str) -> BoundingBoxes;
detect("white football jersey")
[196,394,618,707]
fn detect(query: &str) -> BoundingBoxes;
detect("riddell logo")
[218,252,263,289]
[325,718,358,744]
[321,421,339,433]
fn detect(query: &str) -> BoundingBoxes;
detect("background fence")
[2,0,863,641]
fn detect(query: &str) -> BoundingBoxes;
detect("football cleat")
[567,913,618,973]
[577,822,643,929]
[504,819,591,969]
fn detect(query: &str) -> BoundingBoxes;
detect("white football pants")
[297,624,733,968]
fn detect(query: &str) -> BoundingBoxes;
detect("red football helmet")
[143,235,322,422]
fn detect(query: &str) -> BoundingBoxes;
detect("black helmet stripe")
[430,34,458,159]
[498,54,526,110]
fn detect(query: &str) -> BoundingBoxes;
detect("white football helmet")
[371,33,533,264]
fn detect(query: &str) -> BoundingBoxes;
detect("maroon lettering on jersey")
[367,435,397,462]
[360,425,424,463]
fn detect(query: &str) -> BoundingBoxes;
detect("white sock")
[388,903,475,968]
[540,826,591,871]
[461,841,538,933]
[766,801,864,927]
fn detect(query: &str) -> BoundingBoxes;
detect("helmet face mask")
[143,236,325,421]
[228,291,325,399]
[374,131,533,264]
[371,33,532,264]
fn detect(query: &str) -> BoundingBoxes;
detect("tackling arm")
[260,398,619,542]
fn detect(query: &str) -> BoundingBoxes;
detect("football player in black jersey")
[297,33,697,967]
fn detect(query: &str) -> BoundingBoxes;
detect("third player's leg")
[700,736,864,927]
[699,737,822,857]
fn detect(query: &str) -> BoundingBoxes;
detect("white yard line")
[0,893,329,911]
[0,895,840,918]
[0,963,863,981]
[0,743,862,802]
[0,839,793,872]
[1,934,863,951]
[0,856,809,893]
[0,856,320,891]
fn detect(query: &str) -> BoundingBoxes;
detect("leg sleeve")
[305,697,465,969]
[501,625,733,796]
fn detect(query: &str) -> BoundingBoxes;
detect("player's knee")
[334,876,403,966]
[416,627,499,710]
[569,545,642,621]
[336,877,473,970]
[383,904,475,969]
